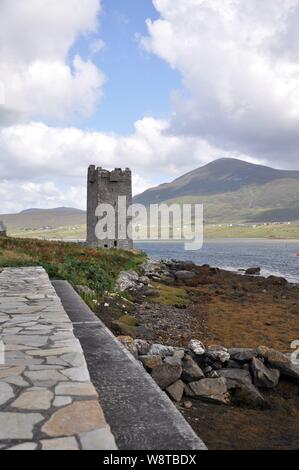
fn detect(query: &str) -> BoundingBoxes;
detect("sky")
[0,0,299,213]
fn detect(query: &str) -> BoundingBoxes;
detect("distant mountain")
[0,207,86,231]
[134,158,299,223]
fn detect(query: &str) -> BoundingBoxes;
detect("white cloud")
[0,118,245,211]
[142,0,299,166]
[0,0,104,121]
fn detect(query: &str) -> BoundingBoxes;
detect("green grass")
[150,282,191,307]
[204,223,299,239]
[0,237,147,297]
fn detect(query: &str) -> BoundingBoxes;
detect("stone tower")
[87,165,133,249]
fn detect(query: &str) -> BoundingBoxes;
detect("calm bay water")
[135,239,299,283]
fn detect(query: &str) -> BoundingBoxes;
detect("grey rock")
[251,357,280,388]
[0,412,43,439]
[257,346,299,382]
[166,380,185,402]
[151,363,182,390]
[148,343,175,357]
[139,355,163,371]
[115,271,139,292]
[207,345,230,363]
[181,355,204,383]
[188,339,206,356]
[165,356,182,367]
[245,267,261,275]
[218,368,252,388]
[188,378,230,405]
[228,348,257,362]
[133,339,151,356]
[174,270,196,280]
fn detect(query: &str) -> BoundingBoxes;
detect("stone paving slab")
[0,267,117,450]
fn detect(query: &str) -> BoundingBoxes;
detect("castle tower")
[87,165,133,249]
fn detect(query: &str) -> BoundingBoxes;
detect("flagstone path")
[0,267,117,450]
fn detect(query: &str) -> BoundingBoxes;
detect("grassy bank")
[0,237,146,297]
[10,221,299,240]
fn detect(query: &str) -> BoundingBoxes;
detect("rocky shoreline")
[94,257,299,449]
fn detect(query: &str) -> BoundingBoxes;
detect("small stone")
[165,355,182,367]
[0,366,25,379]
[42,401,106,437]
[228,348,257,362]
[24,369,68,386]
[62,366,90,382]
[183,401,193,409]
[166,380,184,402]
[188,339,206,356]
[245,267,261,275]
[41,437,79,450]
[12,389,54,410]
[117,336,138,358]
[79,428,117,450]
[133,339,151,355]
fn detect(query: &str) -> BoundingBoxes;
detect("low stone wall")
[0,267,116,450]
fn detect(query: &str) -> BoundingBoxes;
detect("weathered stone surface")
[0,382,14,406]
[0,412,43,439]
[165,355,182,367]
[148,343,175,357]
[0,366,25,379]
[257,346,299,381]
[55,382,98,397]
[24,369,68,386]
[207,345,230,363]
[133,339,151,355]
[117,336,138,358]
[188,378,230,405]
[181,355,204,383]
[12,389,54,410]
[53,396,72,407]
[166,380,184,402]
[151,363,182,389]
[79,428,117,450]
[62,366,90,382]
[41,437,79,450]
[218,369,252,388]
[188,339,206,356]
[115,271,139,292]
[228,348,257,362]
[251,357,280,388]
[8,442,38,450]
[42,401,106,437]
[139,354,163,371]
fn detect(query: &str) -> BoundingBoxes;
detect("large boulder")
[166,380,185,402]
[181,355,205,383]
[115,271,139,292]
[207,345,230,363]
[228,348,257,363]
[151,363,182,390]
[218,369,252,388]
[251,357,280,388]
[187,378,230,405]
[257,346,299,382]
[188,339,206,356]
